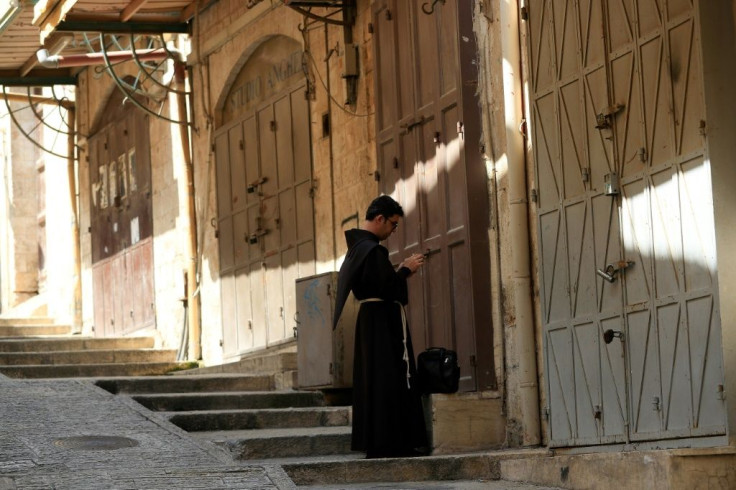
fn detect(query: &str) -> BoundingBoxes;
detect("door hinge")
[239,140,244,150]
[542,407,550,420]
[470,354,477,367]
[530,188,538,203]
[270,120,277,131]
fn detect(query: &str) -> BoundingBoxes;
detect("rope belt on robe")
[359,298,411,389]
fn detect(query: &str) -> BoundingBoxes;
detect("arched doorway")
[88,88,155,337]
[215,35,316,358]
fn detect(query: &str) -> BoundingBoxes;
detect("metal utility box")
[296,272,357,389]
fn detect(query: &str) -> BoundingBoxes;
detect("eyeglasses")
[387,218,399,229]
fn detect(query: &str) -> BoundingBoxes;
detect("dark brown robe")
[334,228,428,458]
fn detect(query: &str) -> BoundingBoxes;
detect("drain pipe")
[67,105,82,332]
[174,62,201,361]
[36,46,202,360]
[500,0,541,446]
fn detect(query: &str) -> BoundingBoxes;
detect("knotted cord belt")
[359,298,411,389]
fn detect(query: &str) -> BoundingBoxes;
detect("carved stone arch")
[214,34,304,128]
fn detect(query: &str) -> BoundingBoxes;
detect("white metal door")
[529,0,725,447]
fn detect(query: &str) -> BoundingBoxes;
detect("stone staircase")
[0,317,194,378]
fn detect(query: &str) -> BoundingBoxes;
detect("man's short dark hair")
[365,195,404,220]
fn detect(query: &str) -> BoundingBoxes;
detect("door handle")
[596,260,634,283]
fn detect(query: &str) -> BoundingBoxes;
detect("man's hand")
[399,253,425,275]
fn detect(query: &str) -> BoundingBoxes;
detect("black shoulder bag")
[416,347,460,394]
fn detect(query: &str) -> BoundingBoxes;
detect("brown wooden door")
[373,0,494,391]
[89,90,155,337]
[216,82,316,358]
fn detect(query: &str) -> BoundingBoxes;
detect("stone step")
[0,317,55,326]
[0,349,177,365]
[0,336,155,352]
[0,324,71,337]
[173,351,297,375]
[195,426,353,460]
[0,361,195,379]
[131,391,325,411]
[280,451,541,487]
[164,406,351,431]
[94,374,275,395]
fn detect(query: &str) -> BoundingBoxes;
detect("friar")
[333,195,428,458]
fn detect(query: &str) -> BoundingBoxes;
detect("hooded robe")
[334,228,428,458]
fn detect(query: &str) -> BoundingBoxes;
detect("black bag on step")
[416,347,460,394]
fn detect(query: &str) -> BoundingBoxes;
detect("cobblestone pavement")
[0,375,294,490]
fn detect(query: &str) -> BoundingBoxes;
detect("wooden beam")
[180,0,217,22]
[120,0,149,23]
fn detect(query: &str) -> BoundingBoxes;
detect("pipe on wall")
[66,105,82,331]
[500,0,540,446]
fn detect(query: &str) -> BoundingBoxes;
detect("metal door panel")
[680,157,716,292]
[111,253,125,336]
[282,247,299,343]
[585,67,614,188]
[295,181,314,242]
[628,308,662,436]
[552,1,579,82]
[258,106,278,197]
[291,90,311,183]
[92,264,106,337]
[444,108,466,231]
[540,211,569,324]
[261,195,280,254]
[611,52,645,180]
[573,321,602,441]
[250,263,267,347]
[651,167,681,299]
[228,124,246,212]
[529,1,555,93]
[600,316,627,439]
[560,82,586,200]
[566,201,596,317]
[533,93,561,211]
[656,301,691,432]
[670,20,702,158]
[579,0,606,68]
[438,0,458,97]
[221,273,238,358]
[218,217,234,271]
[297,242,316,277]
[605,0,634,53]
[265,255,285,343]
[280,189,296,246]
[621,178,652,307]
[374,0,394,131]
[635,0,662,38]
[420,120,444,241]
[395,0,414,121]
[243,115,260,206]
[450,241,472,361]
[414,2,438,110]
[546,325,575,443]
[232,210,248,267]
[591,194,621,315]
[397,130,420,250]
[235,267,254,352]
[687,295,725,432]
[640,37,674,169]
[275,95,294,186]
[247,203,260,259]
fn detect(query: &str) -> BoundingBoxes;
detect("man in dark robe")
[333,195,428,459]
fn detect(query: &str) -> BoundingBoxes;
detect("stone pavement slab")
[0,375,294,489]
